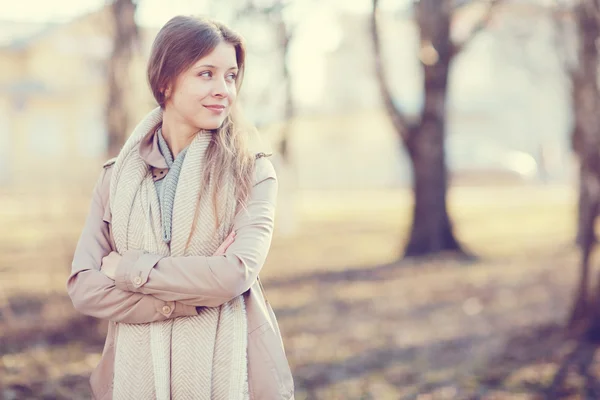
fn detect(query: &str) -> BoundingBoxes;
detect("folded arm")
[66,166,198,324]
[113,158,278,307]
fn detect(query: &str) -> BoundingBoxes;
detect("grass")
[0,181,591,399]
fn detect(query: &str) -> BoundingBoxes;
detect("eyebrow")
[195,64,239,71]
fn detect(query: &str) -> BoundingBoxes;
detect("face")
[164,41,239,131]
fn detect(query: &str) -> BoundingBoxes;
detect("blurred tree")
[106,0,139,158]
[274,6,294,165]
[236,0,295,165]
[562,0,600,338]
[270,1,298,237]
[544,5,600,390]
[551,0,595,247]
[371,0,501,258]
[232,0,301,236]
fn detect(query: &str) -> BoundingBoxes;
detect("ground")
[0,182,592,399]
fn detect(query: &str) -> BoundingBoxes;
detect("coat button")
[162,305,171,314]
[133,276,142,285]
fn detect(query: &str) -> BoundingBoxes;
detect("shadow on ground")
[0,251,581,399]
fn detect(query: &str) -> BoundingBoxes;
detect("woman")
[67,15,294,400]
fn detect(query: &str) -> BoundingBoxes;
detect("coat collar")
[138,126,168,169]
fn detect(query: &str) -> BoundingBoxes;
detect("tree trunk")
[566,0,600,335]
[404,0,464,257]
[569,167,597,331]
[404,120,462,256]
[276,13,293,164]
[273,6,298,237]
[575,162,600,337]
[106,0,138,158]
[370,0,465,257]
[572,71,598,247]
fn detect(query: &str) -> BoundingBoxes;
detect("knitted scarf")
[109,107,249,400]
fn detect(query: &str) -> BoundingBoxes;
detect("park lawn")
[0,184,590,399]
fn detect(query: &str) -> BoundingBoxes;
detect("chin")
[194,117,227,131]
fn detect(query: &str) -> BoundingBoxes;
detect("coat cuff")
[115,250,164,292]
[173,302,199,317]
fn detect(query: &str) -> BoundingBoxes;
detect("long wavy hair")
[147,15,255,223]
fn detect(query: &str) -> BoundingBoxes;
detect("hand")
[101,251,122,280]
[213,231,236,256]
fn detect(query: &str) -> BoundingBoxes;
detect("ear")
[161,83,172,100]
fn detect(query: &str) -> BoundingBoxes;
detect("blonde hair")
[147,15,255,215]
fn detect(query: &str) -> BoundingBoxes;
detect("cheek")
[177,79,210,101]
[192,82,213,100]
[228,86,238,102]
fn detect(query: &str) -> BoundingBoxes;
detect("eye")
[226,72,238,82]
[198,71,212,78]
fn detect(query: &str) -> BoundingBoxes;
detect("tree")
[231,0,302,236]
[273,5,294,164]
[562,0,600,338]
[269,2,298,237]
[106,0,139,157]
[235,0,296,164]
[370,0,501,258]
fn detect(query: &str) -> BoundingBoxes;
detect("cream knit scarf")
[109,107,249,399]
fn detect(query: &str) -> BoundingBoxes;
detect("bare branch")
[235,0,295,41]
[371,0,417,144]
[234,0,287,20]
[452,0,505,56]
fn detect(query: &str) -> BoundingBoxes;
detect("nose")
[211,77,228,99]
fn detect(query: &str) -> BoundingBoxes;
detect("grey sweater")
[155,128,189,243]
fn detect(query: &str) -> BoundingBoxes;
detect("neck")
[161,109,199,158]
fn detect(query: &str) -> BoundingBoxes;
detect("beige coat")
[66,131,295,400]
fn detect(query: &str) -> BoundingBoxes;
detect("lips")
[204,105,226,111]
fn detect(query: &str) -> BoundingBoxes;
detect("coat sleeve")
[113,157,278,308]
[66,165,199,324]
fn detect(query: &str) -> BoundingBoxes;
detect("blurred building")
[0,7,159,188]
